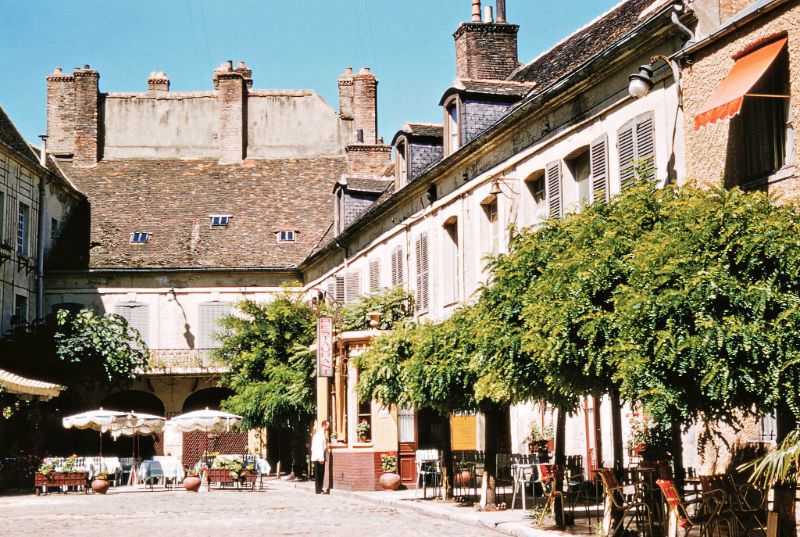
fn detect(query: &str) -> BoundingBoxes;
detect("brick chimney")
[46,67,75,156]
[233,61,253,88]
[338,67,354,120]
[353,68,378,145]
[454,1,520,80]
[72,65,100,167]
[147,71,170,93]
[215,61,248,164]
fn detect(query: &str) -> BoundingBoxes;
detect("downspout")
[36,135,48,320]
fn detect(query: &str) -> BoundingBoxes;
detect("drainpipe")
[36,135,48,320]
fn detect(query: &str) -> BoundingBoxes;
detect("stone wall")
[681,2,800,200]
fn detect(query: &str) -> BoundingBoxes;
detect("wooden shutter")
[546,160,562,218]
[115,302,150,347]
[590,135,609,204]
[198,302,233,349]
[326,280,336,302]
[635,112,656,179]
[335,275,345,303]
[345,271,361,305]
[618,123,636,191]
[391,246,404,287]
[415,233,429,313]
[369,259,381,293]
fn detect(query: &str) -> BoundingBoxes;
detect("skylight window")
[130,232,150,244]
[210,215,231,227]
[277,230,296,243]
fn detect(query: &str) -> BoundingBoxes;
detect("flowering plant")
[184,466,200,477]
[626,411,652,451]
[356,419,371,440]
[61,455,79,473]
[525,423,554,444]
[37,460,56,476]
[380,454,397,473]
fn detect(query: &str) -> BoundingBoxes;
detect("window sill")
[742,164,796,189]
[351,442,374,449]
[443,301,460,309]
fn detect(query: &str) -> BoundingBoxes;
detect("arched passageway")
[99,390,166,459]
[180,387,247,465]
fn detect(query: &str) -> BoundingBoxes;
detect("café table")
[136,457,184,488]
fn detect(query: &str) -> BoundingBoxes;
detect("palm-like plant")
[741,429,800,487]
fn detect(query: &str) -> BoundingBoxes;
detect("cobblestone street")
[0,485,501,537]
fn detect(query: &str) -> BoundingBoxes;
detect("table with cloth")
[85,457,122,483]
[136,456,185,488]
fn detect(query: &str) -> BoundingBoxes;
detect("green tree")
[216,292,317,477]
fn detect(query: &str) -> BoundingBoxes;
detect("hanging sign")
[317,317,334,377]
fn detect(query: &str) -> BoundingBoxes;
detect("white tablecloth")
[138,458,184,485]
[86,457,122,478]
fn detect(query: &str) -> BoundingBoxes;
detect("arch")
[181,387,234,413]
[101,390,165,415]
[99,390,166,459]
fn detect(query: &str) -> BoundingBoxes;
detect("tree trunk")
[480,405,502,509]
[442,413,454,500]
[670,419,684,491]
[609,390,624,473]
[774,403,797,537]
[554,407,567,466]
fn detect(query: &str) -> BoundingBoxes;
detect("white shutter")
[590,135,609,204]
[198,302,233,349]
[115,302,150,347]
[635,111,656,178]
[618,123,636,191]
[345,271,361,305]
[335,275,345,303]
[326,280,336,302]
[391,246,404,287]
[546,160,562,218]
[369,259,381,293]
[415,233,429,313]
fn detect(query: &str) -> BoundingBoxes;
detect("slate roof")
[461,79,533,97]
[509,0,670,87]
[58,157,345,270]
[404,123,444,139]
[346,177,393,194]
[0,104,40,167]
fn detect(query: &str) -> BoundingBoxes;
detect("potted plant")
[91,468,110,494]
[378,454,401,491]
[526,423,554,461]
[626,411,650,456]
[183,467,202,492]
[356,419,371,442]
[453,461,472,488]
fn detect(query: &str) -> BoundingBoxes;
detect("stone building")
[41,61,379,461]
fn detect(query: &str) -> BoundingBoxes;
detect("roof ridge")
[0,103,43,166]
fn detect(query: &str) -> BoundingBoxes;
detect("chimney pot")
[83,64,90,69]
[53,67,62,74]
[471,0,482,22]
[484,5,493,22]
[345,67,353,74]
[496,0,507,22]
[226,60,233,70]
[359,67,371,74]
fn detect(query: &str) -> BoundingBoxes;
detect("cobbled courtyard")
[0,484,502,537]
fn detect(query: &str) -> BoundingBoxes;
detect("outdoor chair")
[414,449,441,499]
[597,468,653,537]
[699,474,766,536]
[510,462,536,510]
[657,478,735,537]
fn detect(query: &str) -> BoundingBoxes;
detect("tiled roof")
[509,0,670,87]
[59,157,345,270]
[346,177,393,194]
[0,104,40,167]
[404,123,444,139]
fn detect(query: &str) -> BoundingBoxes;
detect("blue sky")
[1,0,621,145]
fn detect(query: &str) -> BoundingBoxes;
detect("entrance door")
[397,406,417,486]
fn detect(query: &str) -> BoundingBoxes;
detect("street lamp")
[628,64,655,99]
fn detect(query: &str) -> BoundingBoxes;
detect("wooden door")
[397,406,417,486]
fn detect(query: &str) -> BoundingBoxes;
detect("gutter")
[36,137,48,319]
[300,3,679,271]
[48,266,301,275]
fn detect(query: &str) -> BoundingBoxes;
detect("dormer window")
[210,215,231,227]
[277,230,296,243]
[395,139,408,187]
[444,97,460,155]
[130,231,150,244]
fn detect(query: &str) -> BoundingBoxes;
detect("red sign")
[317,317,334,377]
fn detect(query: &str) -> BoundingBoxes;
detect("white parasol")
[109,412,165,439]
[62,408,132,457]
[167,408,242,434]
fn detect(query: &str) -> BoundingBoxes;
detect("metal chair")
[414,449,441,499]
[699,474,766,536]
[657,478,734,537]
[597,468,653,537]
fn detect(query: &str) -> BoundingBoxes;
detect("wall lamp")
[628,55,676,99]
[489,177,518,198]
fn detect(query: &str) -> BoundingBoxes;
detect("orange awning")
[694,38,787,130]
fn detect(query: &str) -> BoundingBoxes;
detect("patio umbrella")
[108,412,166,485]
[167,408,243,462]
[62,408,132,457]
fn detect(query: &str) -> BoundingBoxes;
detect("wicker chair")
[657,478,735,537]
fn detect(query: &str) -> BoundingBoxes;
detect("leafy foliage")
[742,429,800,487]
[340,287,414,331]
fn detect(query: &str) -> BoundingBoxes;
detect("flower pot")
[91,478,110,495]
[546,439,554,453]
[633,443,646,456]
[453,469,472,488]
[379,472,401,491]
[183,475,202,492]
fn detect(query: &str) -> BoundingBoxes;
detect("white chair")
[414,449,441,499]
[510,463,536,510]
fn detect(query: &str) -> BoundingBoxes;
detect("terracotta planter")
[379,472,401,491]
[453,469,472,488]
[633,443,647,456]
[91,478,110,494]
[183,475,202,492]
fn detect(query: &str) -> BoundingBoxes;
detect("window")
[198,301,233,349]
[50,217,60,246]
[369,259,381,293]
[17,203,29,256]
[739,45,791,181]
[445,98,460,155]
[398,405,415,443]
[115,301,150,347]
[395,140,408,187]
[443,218,460,304]
[357,401,372,442]
[618,111,656,190]
[590,135,609,203]
[344,271,361,305]
[391,246,405,287]
[210,215,230,227]
[481,197,499,255]
[51,302,84,315]
[525,171,546,202]
[566,147,591,208]
[327,275,346,303]
[14,294,28,323]
[415,233,430,313]
[277,230,296,243]
[130,231,150,244]
[546,160,563,218]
